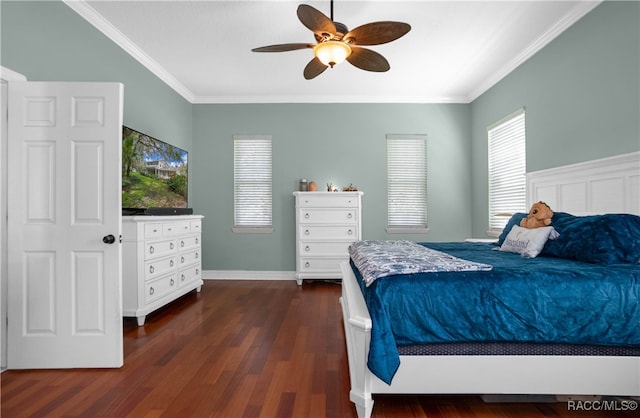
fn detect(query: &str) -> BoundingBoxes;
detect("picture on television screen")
[122,126,188,210]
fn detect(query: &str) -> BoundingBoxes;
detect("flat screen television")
[122,126,190,215]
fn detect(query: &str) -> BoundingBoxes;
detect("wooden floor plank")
[1,280,636,417]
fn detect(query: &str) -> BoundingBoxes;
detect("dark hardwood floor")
[1,280,636,417]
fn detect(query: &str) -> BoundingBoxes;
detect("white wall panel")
[527,152,640,215]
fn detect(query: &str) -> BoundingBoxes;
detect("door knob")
[102,234,116,244]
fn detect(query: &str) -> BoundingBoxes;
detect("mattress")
[350,242,640,384]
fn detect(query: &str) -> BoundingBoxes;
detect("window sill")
[386,227,430,234]
[232,226,273,234]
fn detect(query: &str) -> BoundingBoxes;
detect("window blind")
[488,109,526,232]
[387,135,427,229]
[233,135,272,230]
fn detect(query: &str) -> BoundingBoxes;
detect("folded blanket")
[349,240,493,287]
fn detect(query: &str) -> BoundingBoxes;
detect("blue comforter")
[353,242,640,385]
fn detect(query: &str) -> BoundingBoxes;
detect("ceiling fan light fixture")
[314,40,351,68]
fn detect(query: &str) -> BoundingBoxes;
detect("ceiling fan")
[251,1,411,80]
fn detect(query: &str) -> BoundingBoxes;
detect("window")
[386,134,428,232]
[233,135,272,233]
[488,109,526,236]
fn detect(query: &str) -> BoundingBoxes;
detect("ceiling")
[67,0,601,104]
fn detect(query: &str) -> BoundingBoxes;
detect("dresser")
[293,191,363,284]
[122,215,204,325]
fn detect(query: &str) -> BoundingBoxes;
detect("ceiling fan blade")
[346,47,390,72]
[297,4,336,38]
[303,57,328,80]
[252,43,313,53]
[344,22,411,46]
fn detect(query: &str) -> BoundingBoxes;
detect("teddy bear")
[520,201,553,229]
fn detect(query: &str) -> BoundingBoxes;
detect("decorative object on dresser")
[294,191,363,285]
[122,215,204,325]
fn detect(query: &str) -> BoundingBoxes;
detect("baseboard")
[203,270,296,281]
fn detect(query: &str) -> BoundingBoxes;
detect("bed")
[339,152,640,418]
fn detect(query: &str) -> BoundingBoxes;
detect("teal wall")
[192,104,471,270]
[3,1,638,271]
[0,1,193,157]
[470,1,640,237]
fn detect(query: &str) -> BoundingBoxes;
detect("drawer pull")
[149,287,155,296]
[348,229,353,235]
[170,278,175,286]
[149,265,155,274]
[305,245,310,252]
[196,238,199,244]
[167,227,172,232]
[196,268,200,275]
[304,229,310,235]
[305,261,310,268]
[347,213,353,219]
[153,228,158,233]
[170,260,174,267]
[304,213,310,219]
[181,273,186,281]
[181,256,185,263]
[170,242,175,250]
[180,240,185,247]
[149,245,154,254]
[195,252,199,259]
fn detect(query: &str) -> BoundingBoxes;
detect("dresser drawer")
[298,209,358,225]
[190,220,201,233]
[145,239,177,260]
[299,241,352,256]
[145,255,176,280]
[299,257,348,273]
[297,194,360,208]
[145,273,178,304]
[144,223,163,239]
[163,221,190,237]
[178,249,200,267]
[178,264,201,287]
[299,225,357,240]
[178,235,200,251]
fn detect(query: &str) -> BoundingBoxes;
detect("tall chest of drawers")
[122,215,204,325]
[293,191,363,284]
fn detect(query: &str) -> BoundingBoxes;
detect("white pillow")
[499,225,559,258]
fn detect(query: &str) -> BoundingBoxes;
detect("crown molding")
[467,0,602,103]
[191,94,470,104]
[63,0,196,103]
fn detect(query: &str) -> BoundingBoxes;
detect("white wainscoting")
[527,151,640,216]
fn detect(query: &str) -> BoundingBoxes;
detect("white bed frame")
[340,152,640,418]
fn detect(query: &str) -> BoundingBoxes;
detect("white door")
[7,81,123,368]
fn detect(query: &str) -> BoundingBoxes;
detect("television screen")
[122,126,188,214]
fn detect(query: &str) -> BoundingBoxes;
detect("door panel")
[73,141,104,223]
[8,81,123,369]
